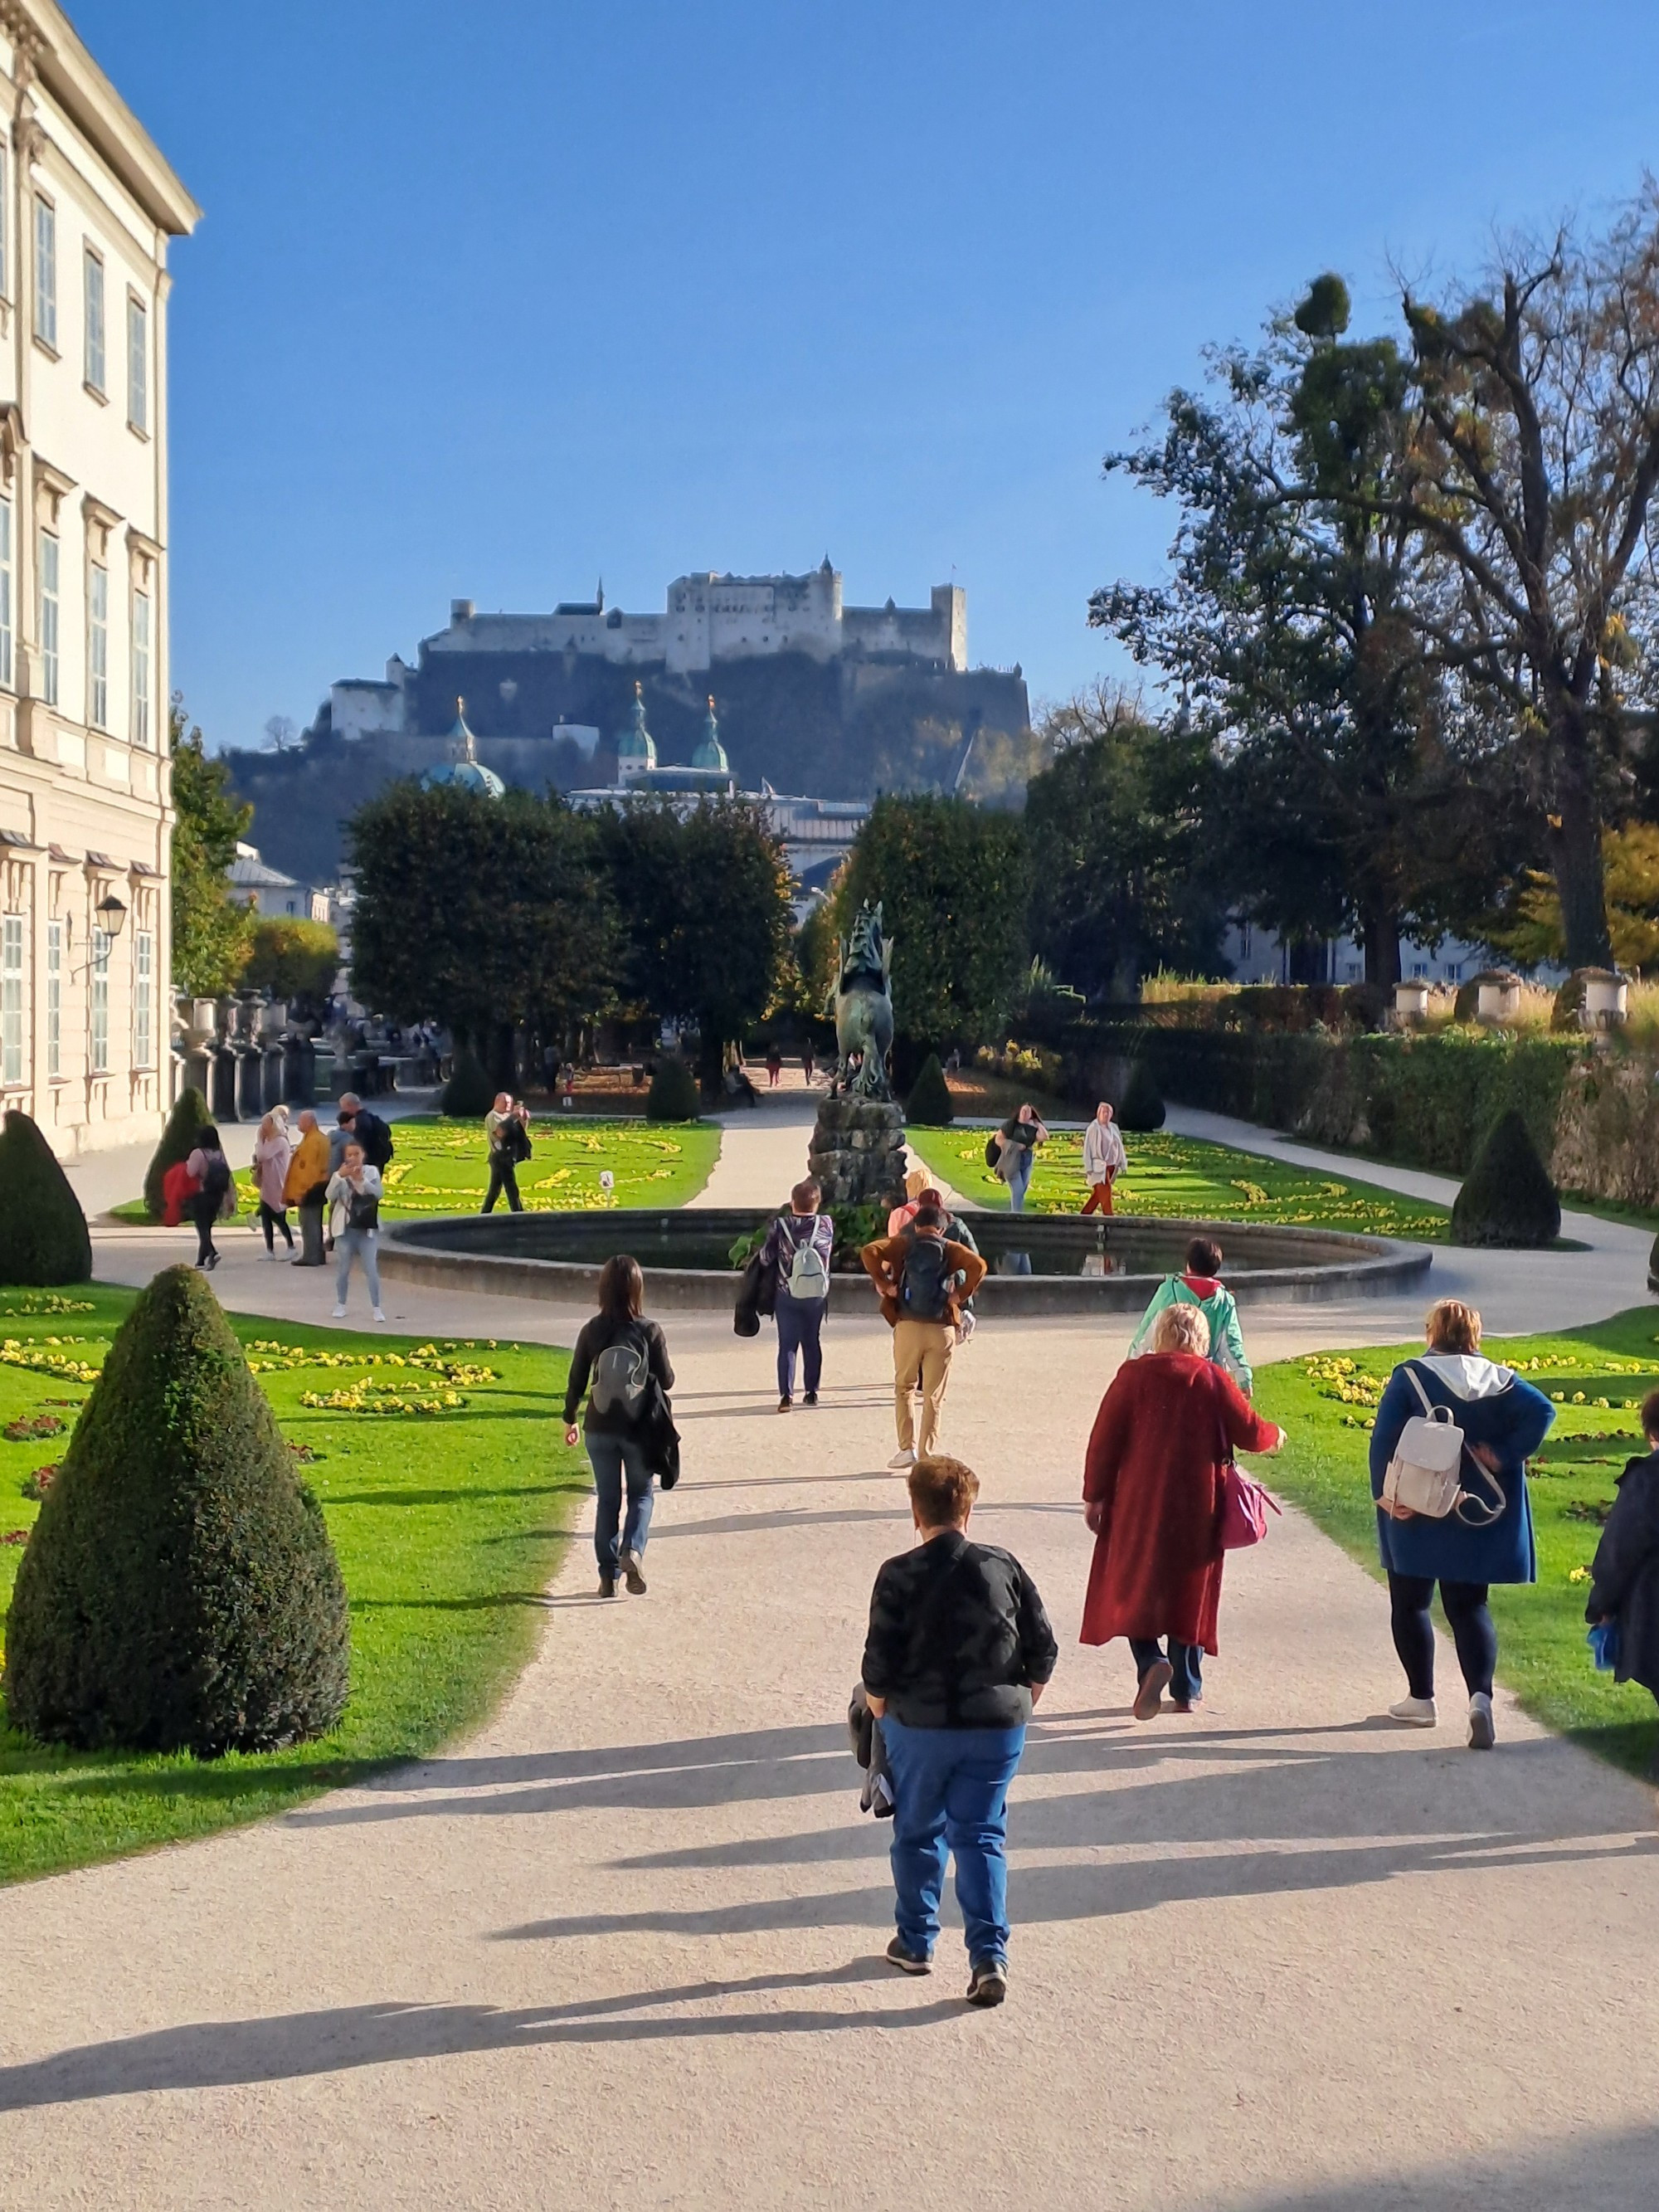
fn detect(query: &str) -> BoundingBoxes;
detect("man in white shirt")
[1082,1101,1127,1216]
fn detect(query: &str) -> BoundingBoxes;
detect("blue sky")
[69,0,1659,753]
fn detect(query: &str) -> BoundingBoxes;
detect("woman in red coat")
[1082,1303,1283,1717]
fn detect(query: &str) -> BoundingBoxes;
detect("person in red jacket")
[1081,1302,1283,1716]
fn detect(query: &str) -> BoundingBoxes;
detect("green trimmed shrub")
[4,1264,349,1755]
[905,1052,954,1125]
[647,1056,701,1123]
[0,1109,91,1284]
[1450,1108,1561,1249]
[1117,1059,1166,1133]
[142,1085,212,1220]
[440,1050,495,1118]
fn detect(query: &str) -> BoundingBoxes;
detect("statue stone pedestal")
[809,1097,907,1211]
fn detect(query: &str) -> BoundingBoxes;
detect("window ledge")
[32,333,59,362]
[83,379,107,406]
[126,420,149,442]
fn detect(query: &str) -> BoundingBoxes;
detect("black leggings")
[259,1201,294,1251]
[191,1191,220,1264]
[1388,1571,1496,1699]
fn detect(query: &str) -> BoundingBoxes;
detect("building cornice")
[0,0,200,236]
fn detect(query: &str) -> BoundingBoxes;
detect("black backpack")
[899,1235,951,1323]
[984,1133,1002,1170]
[347,1184,381,1232]
[201,1152,231,1201]
[504,1117,533,1164]
[353,1109,394,1168]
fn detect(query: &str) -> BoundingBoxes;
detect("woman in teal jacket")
[1127,1237,1252,1394]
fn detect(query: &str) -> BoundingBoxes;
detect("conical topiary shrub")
[142,1084,212,1220]
[440,1050,495,1118]
[4,1264,349,1755]
[1117,1060,1166,1133]
[905,1052,954,1125]
[647,1056,701,1123]
[1450,1108,1561,1249]
[0,1110,91,1284]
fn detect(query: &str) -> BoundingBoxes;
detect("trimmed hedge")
[905,1053,954,1125]
[646,1057,701,1123]
[1451,1108,1561,1248]
[4,1264,350,1756]
[1065,1024,1579,1177]
[0,1109,91,1284]
[142,1084,212,1220]
[440,1050,495,1118]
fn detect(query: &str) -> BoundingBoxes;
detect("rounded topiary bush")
[440,1050,495,1118]
[1117,1060,1166,1133]
[647,1056,701,1123]
[142,1084,212,1220]
[4,1264,350,1755]
[1450,1108,1561,1249]
[905,1052,954,1125]
[0,1109,91,1284]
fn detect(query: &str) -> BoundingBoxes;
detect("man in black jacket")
[861,1454,1057,2007]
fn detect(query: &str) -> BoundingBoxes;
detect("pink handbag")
[1219,1460,1282,1549]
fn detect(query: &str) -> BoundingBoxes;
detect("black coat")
[1587,1449,1659,1695]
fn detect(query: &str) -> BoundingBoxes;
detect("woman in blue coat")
[1368,1298,1554,1750]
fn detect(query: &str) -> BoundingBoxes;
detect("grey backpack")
[591,1337,649,1423]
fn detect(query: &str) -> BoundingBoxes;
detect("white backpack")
[786,1220,830,1302]
[1381,1365,1506,1526]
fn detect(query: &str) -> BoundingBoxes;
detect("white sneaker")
[888,1447,917,1471]
[1467,1692,1496,1750]
[1389,1695,1438,1727]
[372,1308,387,1323]
[331,1304,347,1319]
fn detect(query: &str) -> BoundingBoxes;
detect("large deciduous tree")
[168,697,255,997]
[1092,280,1512,984]
[834,794,1030,1050]
[348,785,616,1055]
[1024,690,1223,1000]
[598,797,794,1084]
[1396,192,1659,967]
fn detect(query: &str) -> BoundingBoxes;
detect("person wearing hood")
[1369,1298,1554,1748]
[1127,1237,1253,1394]
[1585,1388,1659,1766]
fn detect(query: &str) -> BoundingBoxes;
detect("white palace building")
[0,2,196,1158]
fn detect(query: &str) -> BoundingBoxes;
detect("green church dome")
[617,681,657,763]
[691,695,729,772]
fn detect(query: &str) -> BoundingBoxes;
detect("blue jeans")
[334,1226,380,1307]
[1005,1147,1034,1211]
[882,1717,1026,1965]
[775,1287,825,1398]
[587,1430,654,1576]
[1131,1636,1203,1703]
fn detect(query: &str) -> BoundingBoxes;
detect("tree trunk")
[1359,903,1402,987]
[1547,695,1614,968]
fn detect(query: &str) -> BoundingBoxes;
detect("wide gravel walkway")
[4,1102,1657,2209]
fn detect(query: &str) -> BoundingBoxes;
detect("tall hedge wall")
[1065,1025,1582,1178]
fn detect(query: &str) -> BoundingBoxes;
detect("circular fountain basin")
[378,1206,1433,1314]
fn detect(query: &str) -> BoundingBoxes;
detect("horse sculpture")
[828,899,895,1099]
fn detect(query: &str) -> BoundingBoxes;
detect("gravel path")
[4,1105,1657,2208]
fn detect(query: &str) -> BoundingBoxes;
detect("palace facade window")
[38,530,59,705]
[127,295,148,433]
[85,248,105,392]
[132,587,151,746]
[134,926,153,1067]
[1,913,22,1084]
[90,926,109,1074]
[46,917,61,1077]
[33,194,56,348]
[89,562,109,728]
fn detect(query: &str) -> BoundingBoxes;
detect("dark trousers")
[775,1288,825,1398]
[1388,1571,1496,1699]
[1131,1635,1203,1703]
[190,1192,220,1264]
[296,1192,327,1264]
[586,1430,654,1576]
[483,1156,523,1213]
[259,1201,294,1251]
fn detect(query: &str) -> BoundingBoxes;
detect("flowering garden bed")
[0,1283,581,1883]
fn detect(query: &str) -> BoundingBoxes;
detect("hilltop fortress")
[224,563,1031,888]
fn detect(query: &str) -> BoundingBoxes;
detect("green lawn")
[907,1125,1448,1240]
[1254,1309,1659,1777]
[113,1113,722,1224]
[0,1283,584,1883]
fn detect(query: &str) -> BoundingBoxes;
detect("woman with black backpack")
[184,1123,234,1270]
[563,1255,676,1599]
